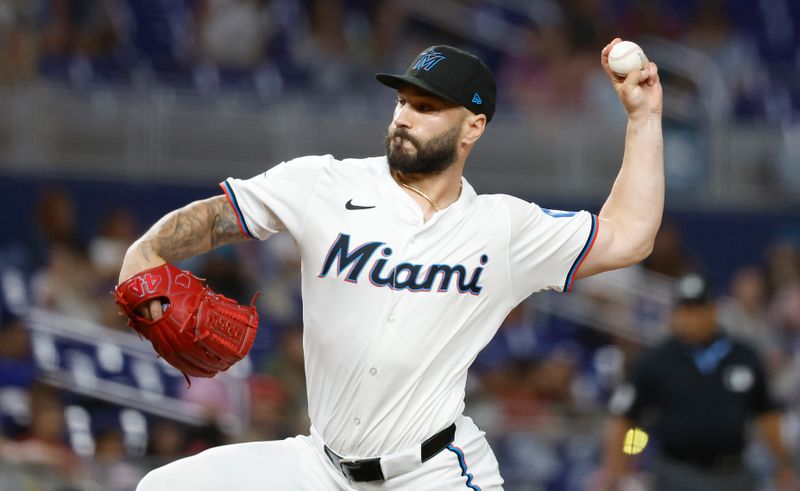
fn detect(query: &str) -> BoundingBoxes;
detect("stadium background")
[0,0,798,489]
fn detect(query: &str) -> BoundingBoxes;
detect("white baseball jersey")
[220,155,597,458]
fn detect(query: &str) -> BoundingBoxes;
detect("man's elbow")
[614,239,654,269]
[632,239,654,264]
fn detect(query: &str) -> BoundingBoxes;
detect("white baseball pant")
[137,414,504,490]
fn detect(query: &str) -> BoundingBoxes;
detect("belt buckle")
[338,458,360,480]
[338,457,358,469]
[340,456,384,482]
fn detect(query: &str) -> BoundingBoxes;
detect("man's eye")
[397,98,405,106]
[418,104,432,112]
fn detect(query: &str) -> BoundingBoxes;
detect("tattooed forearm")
[210,197,247,249]
[136,196,249,264]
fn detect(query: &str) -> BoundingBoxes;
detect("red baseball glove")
[114,263,259,380]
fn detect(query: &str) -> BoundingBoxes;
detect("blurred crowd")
[0,1,799,489]
[0,0,797,121]
[1,183,799,489]
[0,186,312,490]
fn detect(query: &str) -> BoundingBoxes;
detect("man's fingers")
[600,38,624,82]
[600,38,622,60]
[646,62,659,87]
[149,300,164,320]
[623,67,645,90]
[622,61,658,90]
[136,300,163,321]
[136,305,152,320]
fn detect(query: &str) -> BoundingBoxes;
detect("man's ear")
[462,113,486,146]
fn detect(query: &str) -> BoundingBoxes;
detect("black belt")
[324,423,456,482]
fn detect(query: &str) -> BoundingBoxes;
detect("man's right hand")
[118,245,166,320]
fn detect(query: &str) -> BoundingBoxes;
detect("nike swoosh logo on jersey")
[345,200,376,210]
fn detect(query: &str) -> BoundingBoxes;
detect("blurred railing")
[537,267,674,345]
[0,82,796,208]
[23,308,251,433]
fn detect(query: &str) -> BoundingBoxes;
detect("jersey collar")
[379,157,476,225]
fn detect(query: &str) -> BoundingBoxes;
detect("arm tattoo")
[138,195,250,264]
[210,196,247,249]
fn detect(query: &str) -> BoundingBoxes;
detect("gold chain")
[393,171,442,211]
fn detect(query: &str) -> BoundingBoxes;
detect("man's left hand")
[601,38,663,121]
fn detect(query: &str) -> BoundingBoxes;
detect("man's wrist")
[627,110,662,125]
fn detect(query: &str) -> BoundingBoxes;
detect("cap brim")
[375,73,462,107]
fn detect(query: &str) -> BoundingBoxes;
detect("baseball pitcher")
[118,38,663,490]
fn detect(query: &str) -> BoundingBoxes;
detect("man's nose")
[393,103,412,129]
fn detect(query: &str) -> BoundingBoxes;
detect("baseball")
[608,41,649,76]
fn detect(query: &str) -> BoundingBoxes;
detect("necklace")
[392,171,442,211]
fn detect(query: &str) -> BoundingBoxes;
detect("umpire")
[600,273,796,491]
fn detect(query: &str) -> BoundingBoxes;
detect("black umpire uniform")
[602,273,796,491]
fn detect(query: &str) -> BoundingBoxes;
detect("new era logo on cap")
[375,45,497,123]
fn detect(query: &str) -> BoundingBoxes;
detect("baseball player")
[119,39,663,490]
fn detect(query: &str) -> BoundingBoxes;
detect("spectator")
[32,240,101,322]
[719,266,783,364]
[89,427,145,491]
[197,247,250,305]
[145,419,186,467]
[367,0,411,73]
[193,0,274,69]
[766,242,800,356]
[0,0,40,83]
[27,187,83,275]
[642,220,697,278]
[765,241,800,293]
[3,384,81,477]
[40,0,122,59]
[89,207,137,282]
[260,323,307,436]
[238,375,290,442]
[290,0,364,93]
[0,312,34,388]
[89,207,138,328]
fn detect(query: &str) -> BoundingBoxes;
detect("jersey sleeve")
[219,155,332,240]
[506,198,598,300]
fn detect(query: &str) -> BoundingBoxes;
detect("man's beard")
[385,125,461,175]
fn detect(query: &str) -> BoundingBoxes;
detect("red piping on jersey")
[567,216,599,292]
[218,182,250,238]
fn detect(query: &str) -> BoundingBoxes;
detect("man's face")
[385,85,466,175]
[671,303,718,344]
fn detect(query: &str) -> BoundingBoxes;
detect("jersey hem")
[219,181,256,239]
[563,213,598,292]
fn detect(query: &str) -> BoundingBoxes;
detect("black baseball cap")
[674,273,715,306]
[376,45,497,123]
